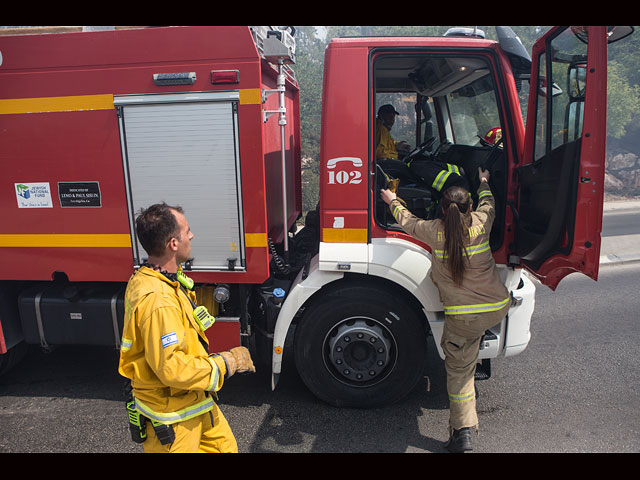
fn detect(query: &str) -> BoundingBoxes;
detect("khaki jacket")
[118,267,226,424]
[389,181,510,322]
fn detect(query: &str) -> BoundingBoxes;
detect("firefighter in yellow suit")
[118,202,255,453]
[381,167,512,453]
[375,104,411,160]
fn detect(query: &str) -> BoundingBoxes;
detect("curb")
[599,253,640,265]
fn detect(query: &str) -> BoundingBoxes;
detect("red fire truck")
[0,26,632,407]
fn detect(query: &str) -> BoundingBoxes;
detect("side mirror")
[538,76,563,98]
[571,26,634,44]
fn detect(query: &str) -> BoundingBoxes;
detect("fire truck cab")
[276,26,630,407]
[0,26,632,408]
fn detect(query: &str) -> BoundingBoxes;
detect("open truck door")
[516,26,633,290]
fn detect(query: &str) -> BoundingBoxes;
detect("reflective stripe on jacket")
[431,164,462,191]
[134,396,214,425]
[409,160,469,193]
[389,181,510,320]
[118,266,227,424]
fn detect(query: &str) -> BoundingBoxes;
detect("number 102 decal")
[326,157,363,185]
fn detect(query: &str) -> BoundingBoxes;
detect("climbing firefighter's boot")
[444,427,474,453]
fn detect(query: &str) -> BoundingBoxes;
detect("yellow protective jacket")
[376,118,399,160]
[118,266,227,425]
[389,181,510,323]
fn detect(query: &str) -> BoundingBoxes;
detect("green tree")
[293,27,324,214]
[606,60,640,139]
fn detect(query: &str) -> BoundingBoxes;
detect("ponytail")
[441,186,471,285]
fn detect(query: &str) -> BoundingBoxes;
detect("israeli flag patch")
[161,332,179,349]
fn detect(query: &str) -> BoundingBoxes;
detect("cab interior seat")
[433,143,508,251]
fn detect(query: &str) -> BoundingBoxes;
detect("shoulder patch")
[161,332,179,349]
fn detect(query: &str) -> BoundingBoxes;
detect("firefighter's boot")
[444,427,473,453]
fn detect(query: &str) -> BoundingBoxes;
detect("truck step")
[474,358,491,380]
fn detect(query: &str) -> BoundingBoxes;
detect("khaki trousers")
[143,402,238,453]
[440,303,510,431]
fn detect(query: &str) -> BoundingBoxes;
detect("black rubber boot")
[444,427,473,453]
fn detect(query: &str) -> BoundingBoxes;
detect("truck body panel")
[0,26,301,286]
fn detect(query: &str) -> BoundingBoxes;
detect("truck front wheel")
[293,282,427,408]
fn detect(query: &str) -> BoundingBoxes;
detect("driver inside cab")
[376,104,411,160]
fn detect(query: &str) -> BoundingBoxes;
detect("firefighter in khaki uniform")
[381,167,512,453]
[119,202,255,453]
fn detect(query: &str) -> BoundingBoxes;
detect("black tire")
[293,281,427,408]
[0,342,29,377]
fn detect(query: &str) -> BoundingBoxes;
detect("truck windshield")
[373,55,501,151]
[446,76,501,146]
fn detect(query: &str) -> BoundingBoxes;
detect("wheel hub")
[326,318,392,385]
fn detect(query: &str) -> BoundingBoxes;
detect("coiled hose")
[268,237,290,275]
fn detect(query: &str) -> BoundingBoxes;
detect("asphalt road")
[1,261,638,453]
[602,209,640,237]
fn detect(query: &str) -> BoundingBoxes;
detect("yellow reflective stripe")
[449,390,475,403]
[134,396,214,425]
[205,356,221,392]
[444,297,511,315]
[432,248,460,259]
[433,241,490,259]
[431,165,461,191]
[465,241,491,255]
[0,94,114,115]
[322,228,367,243]
[392,205,403,222]
[0,234,132,248]
[244,233,267,247]
[478,190,492,199]
[432,170,452,191]
[121,338,132,351]
[447,164,460,175]
[239,88,262,105]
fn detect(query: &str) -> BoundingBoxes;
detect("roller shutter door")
[116,92,245,271]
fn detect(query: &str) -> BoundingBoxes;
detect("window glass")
[446,74,501,146]
[375,92,417,146]
[534,52,547,160]
[533,27,588,160]
[420,96,440,146]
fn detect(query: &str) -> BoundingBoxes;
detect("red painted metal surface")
[521,26,607,289]
[0,26,301,286]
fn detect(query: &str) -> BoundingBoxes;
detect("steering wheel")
[402,136,436,163]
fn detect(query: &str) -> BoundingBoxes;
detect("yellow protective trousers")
[143,403,237,453]
[440,303,510,431]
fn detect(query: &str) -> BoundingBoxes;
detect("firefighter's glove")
[385,179,407,207]
[218,347,256,378]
